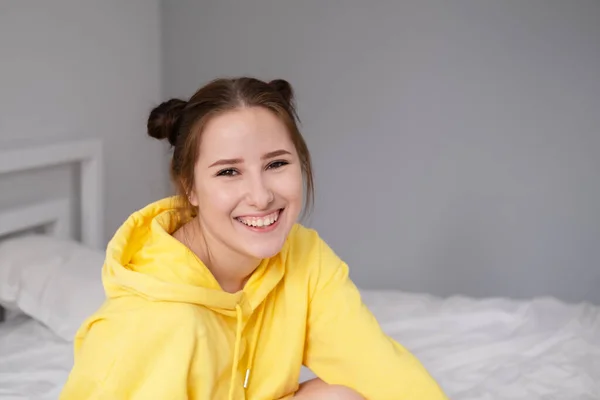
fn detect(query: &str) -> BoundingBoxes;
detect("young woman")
[60,77,447,399]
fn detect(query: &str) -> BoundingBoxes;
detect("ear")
[188,189,199,207]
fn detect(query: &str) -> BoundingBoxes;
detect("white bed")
[1,290,599,400]
[1,140,599,400]
[0,315,72,400]
[0,139,105,400]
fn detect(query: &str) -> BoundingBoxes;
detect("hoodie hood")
[101,197,287,398]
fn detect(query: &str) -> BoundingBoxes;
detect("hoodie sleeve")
[302,239,448,400]
[60,306,213,400]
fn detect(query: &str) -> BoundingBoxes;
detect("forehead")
[199,107,294,159]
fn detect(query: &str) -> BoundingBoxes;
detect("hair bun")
[147,98,187,146]
[268,79,294,104]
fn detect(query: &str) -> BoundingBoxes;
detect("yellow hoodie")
[60,197,447,400]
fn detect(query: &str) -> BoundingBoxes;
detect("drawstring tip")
[243,369,250,389]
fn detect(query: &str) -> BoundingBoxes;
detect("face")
[189,106,303,261]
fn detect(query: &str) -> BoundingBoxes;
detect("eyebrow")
[208,149,292,168]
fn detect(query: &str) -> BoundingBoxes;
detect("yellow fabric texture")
[60,197,447,400]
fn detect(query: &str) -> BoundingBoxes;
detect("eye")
[267,160,289,170]
[216,168,239,177]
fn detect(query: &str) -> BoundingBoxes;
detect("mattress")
[2,290,600,399]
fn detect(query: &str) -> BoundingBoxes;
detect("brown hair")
[147,77,314,220]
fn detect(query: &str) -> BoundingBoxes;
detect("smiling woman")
[59,77,447,400]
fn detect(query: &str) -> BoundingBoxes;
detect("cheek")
[195,178,239,215]
[274,167,304,203]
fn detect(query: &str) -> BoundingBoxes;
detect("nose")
[245,175,274,210]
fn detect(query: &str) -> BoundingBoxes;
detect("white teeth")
[237,210,280,228]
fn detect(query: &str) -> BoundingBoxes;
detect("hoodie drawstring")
[244,301,267,389]
[228,300,268,400]
[228,304,244,400]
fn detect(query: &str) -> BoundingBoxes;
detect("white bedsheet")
[1,291,600,399]
[0,315,72,400]
[364,290,600,400]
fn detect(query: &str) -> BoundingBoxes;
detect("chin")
[243,237,289,260]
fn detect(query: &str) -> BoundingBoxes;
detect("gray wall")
[0,0,170,245]
[162,0,600,304]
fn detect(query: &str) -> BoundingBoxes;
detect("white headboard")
[0,139,104,249]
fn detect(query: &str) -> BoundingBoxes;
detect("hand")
[293,378,365,400]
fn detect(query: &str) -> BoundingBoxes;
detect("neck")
[178,217,261,293]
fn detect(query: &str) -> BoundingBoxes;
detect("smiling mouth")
[235,209,283,228]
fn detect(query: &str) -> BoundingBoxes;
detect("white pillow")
[0,234,106,341]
